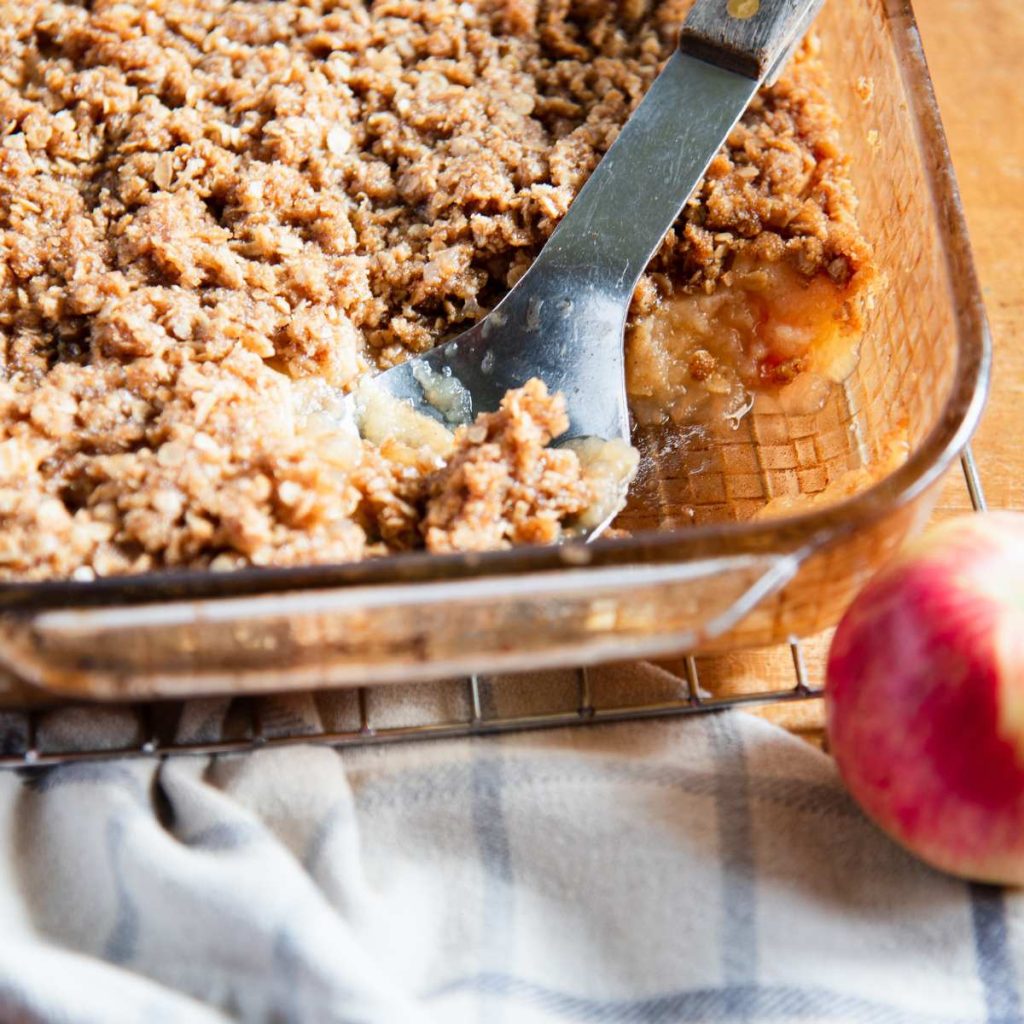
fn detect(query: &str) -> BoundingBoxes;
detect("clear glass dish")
[0,0,990,704]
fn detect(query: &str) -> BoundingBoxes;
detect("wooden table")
[920,0,1024,516]
[693,0,1024,740]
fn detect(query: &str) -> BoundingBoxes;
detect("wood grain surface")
[922,0,1024,516]
[698,0,1024,739]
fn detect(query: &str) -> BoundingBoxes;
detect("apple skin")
[826,511,1024,884]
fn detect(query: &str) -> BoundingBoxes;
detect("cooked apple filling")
[629,254,864,428]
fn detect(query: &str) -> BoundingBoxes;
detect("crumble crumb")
[423,378,592,553]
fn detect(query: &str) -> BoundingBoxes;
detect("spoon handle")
[525,53,756,301]
[523,0,823,302]
[682,0,826,81]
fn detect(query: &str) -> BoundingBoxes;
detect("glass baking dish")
[0,0,990,704]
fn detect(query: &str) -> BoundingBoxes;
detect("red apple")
[826,510,1024,884]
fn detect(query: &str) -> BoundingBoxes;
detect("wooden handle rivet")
[727,0,760,18]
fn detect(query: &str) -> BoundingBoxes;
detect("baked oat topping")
[422,377,593,553]
[0,0,872,580]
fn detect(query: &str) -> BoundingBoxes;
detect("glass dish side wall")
[705,0,990,648]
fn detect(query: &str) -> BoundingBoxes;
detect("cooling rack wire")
[0,449,987,768]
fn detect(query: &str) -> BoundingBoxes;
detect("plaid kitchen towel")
[0,663,1021,1024]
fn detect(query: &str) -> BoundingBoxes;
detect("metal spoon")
[352,0,823,529]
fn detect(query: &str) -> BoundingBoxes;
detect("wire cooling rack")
[0,450,986,768]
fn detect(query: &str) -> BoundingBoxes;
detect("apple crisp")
[0,0,873,580]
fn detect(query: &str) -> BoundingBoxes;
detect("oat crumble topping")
[0,0,872,580]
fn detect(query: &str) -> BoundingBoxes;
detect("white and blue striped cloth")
[0,662,1020,1023]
